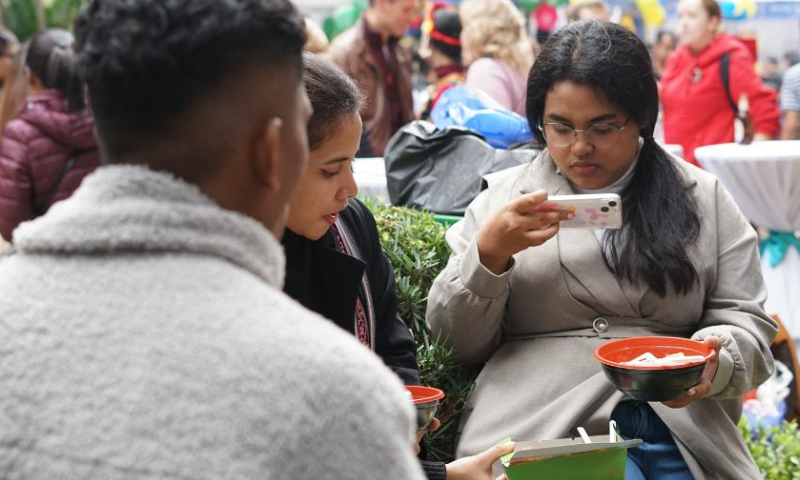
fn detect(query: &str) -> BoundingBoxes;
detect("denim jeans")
[610,401,695,480]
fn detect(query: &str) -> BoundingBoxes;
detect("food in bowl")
[621,351,708,367]
[594,336,716,402]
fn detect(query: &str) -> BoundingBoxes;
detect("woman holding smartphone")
[426,21,776,480]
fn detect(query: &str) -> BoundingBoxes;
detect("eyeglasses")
[540,117,631,148]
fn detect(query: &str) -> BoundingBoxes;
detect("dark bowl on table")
[405,386,445,434]
[594,336,716,402]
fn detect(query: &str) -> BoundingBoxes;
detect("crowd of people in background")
[0,0,799,246]
[295,0,796,173]
[0,0,792,478]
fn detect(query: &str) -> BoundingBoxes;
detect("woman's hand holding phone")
[476,190,573,275]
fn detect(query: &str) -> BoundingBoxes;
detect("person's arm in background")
[0,121,34,242]
[780,67,800,139]
[728,47,780,140]
[781,111,800,140]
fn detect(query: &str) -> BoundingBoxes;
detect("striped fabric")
[780,63,800,113]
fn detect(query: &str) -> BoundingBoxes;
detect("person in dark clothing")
[283,52,512,480]
[326,0,416,157]
[283,52,419,385]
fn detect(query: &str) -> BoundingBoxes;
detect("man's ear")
[252,117,283,191]
[709,16,720,35]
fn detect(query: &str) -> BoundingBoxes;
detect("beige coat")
[427,150,777,480]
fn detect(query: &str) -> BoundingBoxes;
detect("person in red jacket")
[0,29,99,242]
[660,0,779,167]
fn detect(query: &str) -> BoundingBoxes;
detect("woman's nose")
[571,131,594,156]
[338,169,359,199]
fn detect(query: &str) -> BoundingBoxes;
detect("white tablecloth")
[353,157,390,204]
[695,141,800,337]
[661,143,684,159]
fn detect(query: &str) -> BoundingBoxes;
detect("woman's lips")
[323,213,338,224]
[571,162,598,174]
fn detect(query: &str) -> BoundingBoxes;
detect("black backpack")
[384,121,536,216]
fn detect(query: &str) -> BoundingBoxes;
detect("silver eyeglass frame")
[539,117,631,148]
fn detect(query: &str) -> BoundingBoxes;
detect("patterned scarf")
[330,218,376,351]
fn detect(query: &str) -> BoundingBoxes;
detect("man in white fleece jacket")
[0,1,425,479]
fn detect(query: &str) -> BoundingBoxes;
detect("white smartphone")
[535,193,622,229]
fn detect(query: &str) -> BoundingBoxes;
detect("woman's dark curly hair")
[526,21,701,297]
[74,0,306,137]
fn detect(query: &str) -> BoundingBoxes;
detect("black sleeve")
[420,460,447,480]
[349,199,421,385]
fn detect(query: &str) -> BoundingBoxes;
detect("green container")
[498,435,643,480]
[433,214,462,227]
[504,446,629,480]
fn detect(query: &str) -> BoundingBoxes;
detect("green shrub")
[739,416,800,480]
[368,200,478,462]
[369,200,450,346]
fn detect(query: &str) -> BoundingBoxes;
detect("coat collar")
[13,165,286,288]
[282,228,365,331]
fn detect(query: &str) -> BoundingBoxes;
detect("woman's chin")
[305,221,333,241]
[287,221,331,242]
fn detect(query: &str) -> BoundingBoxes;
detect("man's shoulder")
[327,22,364,62]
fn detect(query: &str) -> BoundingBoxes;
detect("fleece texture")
[0,165,425,480]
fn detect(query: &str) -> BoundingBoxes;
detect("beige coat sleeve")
[692,179,778,399]
[426,190,516,365]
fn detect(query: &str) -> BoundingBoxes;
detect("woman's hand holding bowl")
[661,336,722,408]
[477,190,572,275]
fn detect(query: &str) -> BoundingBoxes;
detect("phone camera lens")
[609,201,617,207]
[601,207,610,213]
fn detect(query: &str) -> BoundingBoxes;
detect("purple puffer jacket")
[0,90,99,241]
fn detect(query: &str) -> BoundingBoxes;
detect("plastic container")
[405,385,445,433]
[594,336,716,401]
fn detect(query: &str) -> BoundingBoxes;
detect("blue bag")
[429,86,532,149]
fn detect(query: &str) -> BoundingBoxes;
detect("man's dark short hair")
[74,0,306,150]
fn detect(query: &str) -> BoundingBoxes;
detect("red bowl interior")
[406,386,445,404]
[594,336,715,371]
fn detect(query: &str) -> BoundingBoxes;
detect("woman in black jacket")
[282,53,419,385]
[283,53,511,480]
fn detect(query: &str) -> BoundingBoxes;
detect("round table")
[352,157,390,205]
[695,141,800,338]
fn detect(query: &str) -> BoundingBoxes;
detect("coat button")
[593,317,609,333]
